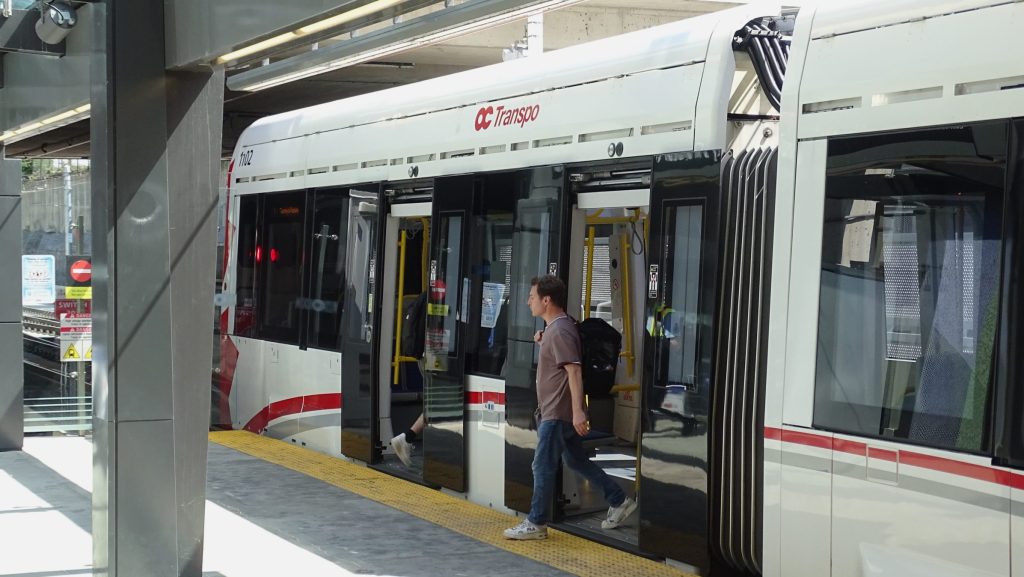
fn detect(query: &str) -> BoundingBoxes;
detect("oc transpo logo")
[474,104,541,131]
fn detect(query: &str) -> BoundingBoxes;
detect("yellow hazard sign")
[65,286,92,299]
[85,346,92,360]
[63,343,81,360]
[427,304,449,316]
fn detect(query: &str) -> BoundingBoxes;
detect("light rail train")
[217,1,1024,574]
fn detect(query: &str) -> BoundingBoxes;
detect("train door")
[377,198,432,480]
[421,176,475,491]
[393,172,520,494]
[640,152,724,569]
[504,166,571,513]
[555,165,650,548]
[340,186,385,463]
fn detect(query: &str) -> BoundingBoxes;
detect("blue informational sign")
[480,282,506,329]
[22,255,56,305]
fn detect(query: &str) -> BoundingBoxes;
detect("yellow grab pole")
[619,231,635,378]
[584,226,595,320]
[393,229,408,385]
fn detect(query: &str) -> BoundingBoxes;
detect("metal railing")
[23,306,93,434]
[24,396,92,433]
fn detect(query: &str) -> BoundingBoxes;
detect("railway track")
[22,306,59,337]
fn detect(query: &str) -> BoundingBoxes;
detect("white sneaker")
[391,433,412,467]
[503,519,548,540]
[601,497,638,529]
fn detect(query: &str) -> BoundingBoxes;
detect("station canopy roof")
[2,0,749,159]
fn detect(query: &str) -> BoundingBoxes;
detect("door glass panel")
[307,192,348,350]
[259,191,306,343]
[425,214,463,367]
[343,193,379,346]
[466,177,515,377]
[511,208,551,358]
[664,204,703,389]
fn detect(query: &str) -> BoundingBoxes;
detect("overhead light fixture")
[41,109,80,125]
[296,0,404,35]
[14,122,45,135]
[218,32,301,64]
[229,0,584,92]
[217,0,406,64]
[35,1,77,45]
[0,103,90,144]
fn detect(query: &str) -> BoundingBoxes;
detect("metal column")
[0,156,23,451]
[90,2,224,575]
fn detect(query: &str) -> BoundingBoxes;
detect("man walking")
[504,275,637,540]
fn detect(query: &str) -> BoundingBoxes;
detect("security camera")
[35,1,77,45]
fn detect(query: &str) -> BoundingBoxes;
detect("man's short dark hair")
[531,275,567,310]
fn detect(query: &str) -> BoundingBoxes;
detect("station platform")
[0,431,694,577]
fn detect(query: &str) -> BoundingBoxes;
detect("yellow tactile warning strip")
[209,431,696,577]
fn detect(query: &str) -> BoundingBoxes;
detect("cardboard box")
[614,401,640,443]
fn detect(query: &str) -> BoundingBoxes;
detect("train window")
[466,177,515,377]
[306,192,348,350]
[258,191,308,344]
[234,195,259,337]
[814,123,1007,454]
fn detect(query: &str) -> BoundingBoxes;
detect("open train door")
[421,176,475,491]
[341,186,385,463]
[504,166,571,513]
[639,152,724,569]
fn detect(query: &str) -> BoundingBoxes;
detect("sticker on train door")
[648,264,659,298]
[548,262,558,276]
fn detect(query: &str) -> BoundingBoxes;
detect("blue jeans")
[528,419,625,526]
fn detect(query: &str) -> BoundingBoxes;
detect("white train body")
[219,1,1024,574]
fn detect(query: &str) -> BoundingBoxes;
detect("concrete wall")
[1,1,378,130]
[0,6,92,133]
[166,0,363,68]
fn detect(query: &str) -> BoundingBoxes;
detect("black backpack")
[577,317,622,397]
[401,292,428,359]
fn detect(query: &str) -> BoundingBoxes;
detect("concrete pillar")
[90,2,224,575]
[0,156,23,451]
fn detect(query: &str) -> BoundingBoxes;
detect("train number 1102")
[239,150,255,167]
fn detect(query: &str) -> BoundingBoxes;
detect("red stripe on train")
[900,450,1013,487]
[244,393,343,433]
[833,437,866,456]
[466,391,506,405]
[778,428,833,450]
[767,426,1024,489]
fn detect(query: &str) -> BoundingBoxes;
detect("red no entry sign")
[70,260,91,283]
